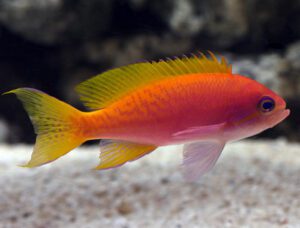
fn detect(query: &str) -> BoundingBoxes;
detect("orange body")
[80,73,278,145]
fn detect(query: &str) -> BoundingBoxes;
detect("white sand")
[0,140,299,228]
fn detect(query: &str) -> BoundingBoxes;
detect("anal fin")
[95,140,157,170]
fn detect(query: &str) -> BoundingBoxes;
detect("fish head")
[227,76,290,140]
[254,93,289,129]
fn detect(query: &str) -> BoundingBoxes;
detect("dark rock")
[150,0,300,50]
[0,0,112,44]
[277,41,300,98]
[0,119,9,143]
[1,0,300,49]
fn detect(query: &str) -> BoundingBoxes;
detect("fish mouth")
[277,108,290,119]
[269,108,290,128]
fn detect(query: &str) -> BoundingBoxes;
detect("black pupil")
[262,101,273,110]
[258,96,275,113]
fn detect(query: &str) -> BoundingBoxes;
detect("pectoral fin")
[95,140,157,170]
[182,140,225,181]
[172,123,226,141]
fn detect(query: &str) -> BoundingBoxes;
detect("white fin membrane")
[182,140,225,182]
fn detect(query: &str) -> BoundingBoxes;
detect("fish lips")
[269,108,290,128]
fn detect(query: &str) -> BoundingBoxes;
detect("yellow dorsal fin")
[75,52,232,110]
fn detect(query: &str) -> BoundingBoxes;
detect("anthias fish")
[5,52,290,181]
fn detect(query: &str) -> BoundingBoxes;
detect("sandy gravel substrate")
[0,140,299,228]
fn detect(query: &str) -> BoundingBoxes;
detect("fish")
[4,52,290,181]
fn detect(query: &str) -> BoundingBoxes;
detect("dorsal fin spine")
[159,61,177,75]
[195,58,205,71]
[167,58,185,75]
[176,58,191,73]
[199,52,207,60]
[182,55,197,72]
[190,54,201,72]
[154,62,170,76]
[208,51,218,62]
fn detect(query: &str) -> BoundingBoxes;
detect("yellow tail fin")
[4,88,86,167]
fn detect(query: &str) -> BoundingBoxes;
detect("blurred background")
[0,1,300,227]
[0,0,300,144]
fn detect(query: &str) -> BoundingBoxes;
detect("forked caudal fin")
[3,88,86,167]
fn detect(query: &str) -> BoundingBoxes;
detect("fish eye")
[258,96,275,113]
